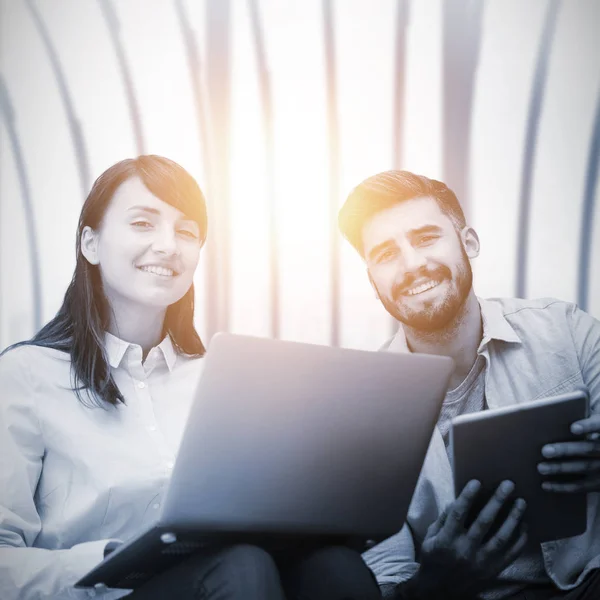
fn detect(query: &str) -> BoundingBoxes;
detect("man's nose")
[401,245,427,273]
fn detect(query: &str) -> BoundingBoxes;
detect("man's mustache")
[392,265,451,301]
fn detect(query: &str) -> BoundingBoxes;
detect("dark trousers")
[128,543,382,600]
[502,569,600,600]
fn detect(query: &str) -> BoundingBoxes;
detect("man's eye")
[377,250,397,263]
[417,235,437,245]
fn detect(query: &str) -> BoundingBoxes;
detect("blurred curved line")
[442,0,484,222]
[577,91,600,311]
[323,0,341,346]
[0,76,43,331]
[205,0,232,337]
[173,0,216,337]
[393,0,410,170]
[25,0,91,197]
[390,0,410,337]
[173,0,212,184]
[515,0,560,298]
[97,0,145,154]
[248,0,279,338]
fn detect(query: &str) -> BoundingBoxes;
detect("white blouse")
[0,334,204,599]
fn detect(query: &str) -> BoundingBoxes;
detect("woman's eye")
[131,220,152,229]
[178,229,198,239]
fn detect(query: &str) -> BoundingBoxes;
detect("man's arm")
[569,304,600,410]
[362,524,420,597]
[537,305,600,492]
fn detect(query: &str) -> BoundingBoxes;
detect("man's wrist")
[390,570,481,600]
[379,583,401,599]
[379,576,431,600]
[381,571,465,600]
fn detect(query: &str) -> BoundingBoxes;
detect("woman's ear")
[460,225,480,259]
[80,226,100,265]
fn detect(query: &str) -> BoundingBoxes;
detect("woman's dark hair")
[338,170,467,257]
[3,155,208,408]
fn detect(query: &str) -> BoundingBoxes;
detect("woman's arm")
[0,348,126,600]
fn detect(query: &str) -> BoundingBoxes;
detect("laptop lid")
[160,333,454,541]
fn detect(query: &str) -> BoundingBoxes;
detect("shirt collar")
[386,296,521,354]
[104,331,178,371]
[157,335,178,371]
[477,297,521,345]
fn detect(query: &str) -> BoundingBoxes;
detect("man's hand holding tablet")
[400,479,527,599]
[539,410,600,493]
[450,390,590,546]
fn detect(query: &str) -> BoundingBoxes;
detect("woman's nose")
[151,226,180,256]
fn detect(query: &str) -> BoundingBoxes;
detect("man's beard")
[374,250,473,333]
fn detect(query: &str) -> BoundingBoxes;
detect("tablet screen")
[450,390,589,543]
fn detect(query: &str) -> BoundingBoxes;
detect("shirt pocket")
[531,372,585,401]
[99,471,169,542]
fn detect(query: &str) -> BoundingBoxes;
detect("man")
[338,170,600,600]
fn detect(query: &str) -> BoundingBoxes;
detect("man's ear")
[460,225,480,259]
[80,226,100,265]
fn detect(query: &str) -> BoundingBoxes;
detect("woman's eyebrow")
[127,205,161,215]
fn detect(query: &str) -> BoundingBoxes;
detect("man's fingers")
[538,459,600,475]
[466,480,515,544]
[541,441,600,459]
[438,480,481,540]
[542,474,600,493]
[426,509,448,539]
[480,497,526,557]
[570,414,600,435]
[496,526,529,573]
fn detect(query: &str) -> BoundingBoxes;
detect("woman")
[0,156,381,600]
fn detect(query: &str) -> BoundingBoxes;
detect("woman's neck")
[106,300,167,358]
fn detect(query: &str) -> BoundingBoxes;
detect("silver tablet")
[450,390,589,543]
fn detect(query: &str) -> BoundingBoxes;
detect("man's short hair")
[338,170,467,257]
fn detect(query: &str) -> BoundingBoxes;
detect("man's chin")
[400,315,452,333]
[396,301,459,333]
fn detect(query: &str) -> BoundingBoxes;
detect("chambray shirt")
[0,334,204,600]
[364,297,600,592]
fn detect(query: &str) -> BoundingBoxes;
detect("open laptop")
[76,333,454,590]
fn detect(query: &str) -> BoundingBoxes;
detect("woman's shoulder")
[174,351,206,377]
[1,342,70,362]
[0,343,71,384]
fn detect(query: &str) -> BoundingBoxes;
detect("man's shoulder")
[484,296,576,321]
[482,297,587,349]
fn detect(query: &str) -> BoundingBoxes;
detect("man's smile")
[403,279,442,297]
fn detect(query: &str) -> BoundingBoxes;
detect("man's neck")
[403,291,483,385]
